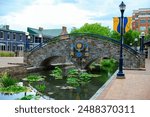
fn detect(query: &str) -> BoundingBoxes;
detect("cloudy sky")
[0,0,149,32]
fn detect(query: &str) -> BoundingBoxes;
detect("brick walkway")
[95,59,150,100]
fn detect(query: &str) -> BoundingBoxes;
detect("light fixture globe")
[141,32,145,37]
[119,1,126,11]
[134,38,138,42]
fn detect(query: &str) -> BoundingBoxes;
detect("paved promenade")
[95,59,150,100]
[0,57,23,67]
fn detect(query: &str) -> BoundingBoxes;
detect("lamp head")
[141,32,145,37]
[119,1,126,11]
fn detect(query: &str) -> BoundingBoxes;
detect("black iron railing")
[26,33,140,58]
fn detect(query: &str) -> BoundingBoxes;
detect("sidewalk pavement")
[0,57,23,67]
[95,59,150,100]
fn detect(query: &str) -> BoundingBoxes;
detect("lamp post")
[39,33,43,47]
[140,32,145,54]
[25,32,30,51]
[117,1,126,78]
[134,38,138,51]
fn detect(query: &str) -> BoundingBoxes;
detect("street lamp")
[25,32,30,51]
[117,1,126,78]
[140,32,145,54]
[39,33,43,47]
[134,38,138,51]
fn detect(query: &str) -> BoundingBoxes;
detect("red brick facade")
[132,8,150,34]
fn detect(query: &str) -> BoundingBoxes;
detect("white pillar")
[148,46,150,59]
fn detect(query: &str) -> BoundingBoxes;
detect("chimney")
[61,26,68,35]
[39,27,43,31]
[5,25,9,30]
[60,26,68,40]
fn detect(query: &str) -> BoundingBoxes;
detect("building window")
[140,20,146,23]
[35,37,41,43]
[0,45,6,51]
[7,32,10,40]
[140,26,146,31]
[13,33,16,40]
[20,34,22,41]
[0,31,4,39]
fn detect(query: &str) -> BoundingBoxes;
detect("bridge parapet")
[24,33,145,69]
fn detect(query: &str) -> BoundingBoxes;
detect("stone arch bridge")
[24,33,145,69]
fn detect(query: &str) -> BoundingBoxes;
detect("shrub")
[0,85,29,94]
[0,51,15,57]
[0,72,17,87]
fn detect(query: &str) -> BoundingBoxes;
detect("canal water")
[0,69,116,100]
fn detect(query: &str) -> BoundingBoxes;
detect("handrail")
[25,33,140,58]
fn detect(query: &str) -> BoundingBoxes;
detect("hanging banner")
[113,17,132,33]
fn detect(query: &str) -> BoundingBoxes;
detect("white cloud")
[0,0,149,32]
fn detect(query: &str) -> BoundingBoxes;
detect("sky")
[0,0,149,32]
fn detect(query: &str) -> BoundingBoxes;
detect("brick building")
[132,8,150,34]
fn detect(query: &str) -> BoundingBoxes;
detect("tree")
[123,30,140,45]
[110,30,120,40]
[145,28,150,40]
[71,23,111,37]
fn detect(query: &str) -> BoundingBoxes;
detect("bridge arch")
[24,33,145,69]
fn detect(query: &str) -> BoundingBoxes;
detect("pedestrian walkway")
[95,59,150,100]
[0,57,23,67]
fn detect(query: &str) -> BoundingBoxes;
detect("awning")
[0,43,5,46]
[17,44,24,47]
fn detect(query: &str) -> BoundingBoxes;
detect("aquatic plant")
[66,77,80,87]
[50,66,63,79]
[24,74,44,82]
[78,72,91,86]
[67,69,78,77]
[35,84,46,93]
[66,69,92,87]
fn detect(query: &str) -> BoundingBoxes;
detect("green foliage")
[35,84,46,93]
[0,72,17,87]
[50,67,63,79]
[66,77,80,87]
[71,23,111,37]
[123,30,140,45]
[100,58,117,72]
[0,51,15,57]
[67,69,78,77]
[0,85,28,94]
[66,69,92,87]
[145,28,150,40]
[24,74,44,82]
[110,30,120,40]
[20,95,40,100]
[79,72,91,85]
